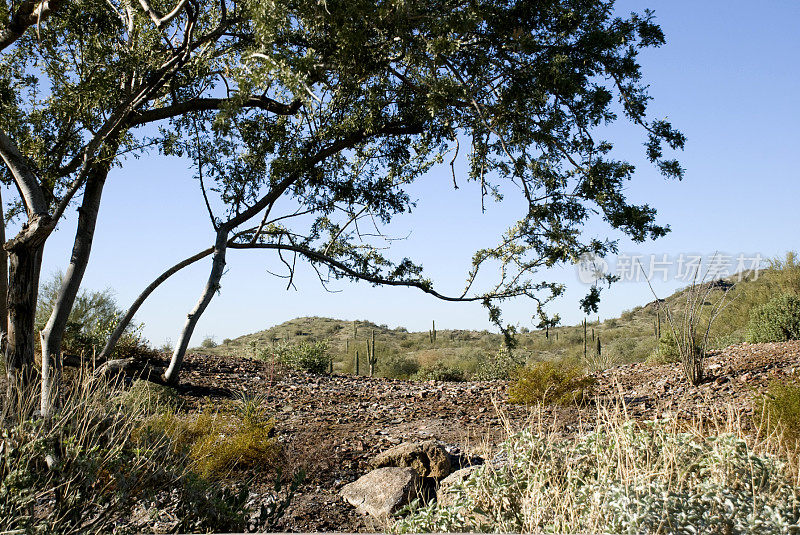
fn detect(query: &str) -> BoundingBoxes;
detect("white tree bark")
[40,167,108,418]
[163,229,228,383]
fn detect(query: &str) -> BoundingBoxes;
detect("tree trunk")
[98,246,213,362]
[163,229,228,384]
[0,188,8,342]
[40,170,107,418]
[5,243,44,415]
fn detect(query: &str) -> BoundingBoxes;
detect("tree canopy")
[0,0,683,395]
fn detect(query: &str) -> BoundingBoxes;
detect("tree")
[1,0,683,409]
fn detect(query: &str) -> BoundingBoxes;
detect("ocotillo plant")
[367,330,377,377]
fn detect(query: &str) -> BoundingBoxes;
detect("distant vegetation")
[194,252,800,384]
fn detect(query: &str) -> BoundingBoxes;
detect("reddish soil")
[172,341,800,532]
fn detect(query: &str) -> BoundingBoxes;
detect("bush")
[413,362,466,382]
[647,333,681,365]
[394,417,800,534]
[508,361,595,405]
[473,348,524,381]
[201,335,218,348]
[381,355,420,379]
[747,294,800,343]
[144,397,278,481]
[270,341,331,374]
[755,379,800,456]
[36,272,151,360]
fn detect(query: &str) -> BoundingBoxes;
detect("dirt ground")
[169,340,800,532]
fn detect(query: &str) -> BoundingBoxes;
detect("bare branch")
[228,241,528,303]
[0,0,66,52]
[138,0,188,28]
[0,129,47,216]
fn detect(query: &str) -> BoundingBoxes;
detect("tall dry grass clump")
[0,377,254,534]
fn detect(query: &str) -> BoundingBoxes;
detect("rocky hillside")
[169,340,800,532]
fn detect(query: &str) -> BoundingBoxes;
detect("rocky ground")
[172,340,800,532]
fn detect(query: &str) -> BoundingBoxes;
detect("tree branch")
[0,129,48,216]
[128,96,303,126]
[0,0,65,52]
[228,241,527,303]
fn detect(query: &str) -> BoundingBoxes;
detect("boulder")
[436,465,482,507]
[372,439,453,479]
[340,467,420,518]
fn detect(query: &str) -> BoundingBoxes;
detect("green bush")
[747,294,800,343]
[413,361,466,382]
[755,379,800,453]
[508,361,595,405]
[393,419,800,534]
[473,348,523,381]
[270,341,332,374]
[381,355,420,379]
[648,333,681,364]
[201,335,218,348]
[36,272,151,360]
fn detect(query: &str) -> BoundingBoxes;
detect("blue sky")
[22,0,800,346]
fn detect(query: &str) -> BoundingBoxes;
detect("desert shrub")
[413,362,466,382]
[36,272,150,360]
[647,333,681,365]
[0,381,248,534]
[381,355,420,379]
[755,380,800,457]
[145,401,278,481]
[201,335,218,349]
[394,417,800,534]
[190,418,277,480]
[508,361,594,405]
[270,341,331,374]
[158,338,175,354]
[747,294,800,343]
[473,348,524,381]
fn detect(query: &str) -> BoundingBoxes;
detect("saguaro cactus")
[367,330,377,377]
[354,350,360,375]
[429,320,437,345]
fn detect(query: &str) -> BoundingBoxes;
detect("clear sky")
[19,0,800,347]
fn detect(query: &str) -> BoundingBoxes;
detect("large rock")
[372,440,453,479]
[340,467,420,518]
[436,465,482,507]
